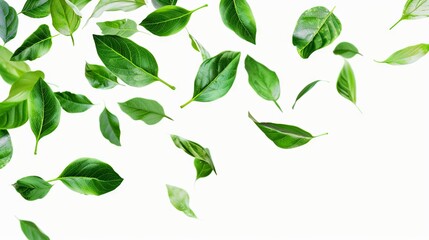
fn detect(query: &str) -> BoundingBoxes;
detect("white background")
[1,0,428,239]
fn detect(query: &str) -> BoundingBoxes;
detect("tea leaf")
[0,46,31,84]
[87,0,145,24]
[11,24,53,61]
[21,0,51,18]
[292,80,324,109]
[0,0,18,44]
[0,130,12,169]
[194,158,212,180]
[97,19,138,37]
[219,0,256,44]
[85,63,119,89]
[377,43,429,65]
[390,0,429,29]
[119,97,172,125]
[19,220,50,240]
[50,0,81,44]
[166,184,197,218]
[55,91,93,113]
[13,176,52,201]
[5,70,45,102]
[337,60,360,111]
[99,107,121,146]
[333,42,361,59]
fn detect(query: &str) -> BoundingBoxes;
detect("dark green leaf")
[87,0,145,24]
[0,46,31,84]
[245,55,282,111]
[219,0,256,44]
[97,19,138,37]
[194,158,212,180]
[337,60,358,108]
[292,80,324,109]
[390,0,429,29]
[0,101,29,129]
[21,0,51,18]
[166,184,197,218]
[333,42,361,59]
[292,6,341,59]
[13,176,52,201]
[181,51,241,108]
[151,0,176,8]
[93,35,175,89]
[5,70,45,102]
[377,43,429,65]
[140,4,207,36]
[188,33,210,60]
[55,91,93,113]
[11,25,52,61]
[119,97,172,125]
[99,107,121,146]
[0,0,18,44]
[0,130,12,169]
[85,63,119,89]
[28,78,61,155]
[50,0,81,44]
[56,158,123,195]
[19,220,50,240]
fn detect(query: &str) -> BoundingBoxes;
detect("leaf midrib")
[143,8,192,26]
[232,0,254,42]
[258,122,313,140]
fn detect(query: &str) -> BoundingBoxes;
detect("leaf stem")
[355,104,363,113]
[180,98,194,108]
[192,4,209,13]
[70,34,75,46]
[47,178,60,183]
[313,132,328,138]
[158,79,176,90]
[389,18,403,30]
[273,100,283,112]
[34,141,39,155]
[247,112,258,122]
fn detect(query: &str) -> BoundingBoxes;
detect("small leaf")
[390,0,429,29]
[152,0,176,8]
[50,0,81,44]
[293,6,342,59]
[119,97,172,125]
[377,43,429,65]
[85,63,119,89]
[194,158,212,180]
[292,80,324,109]
[188,33,210,60]
[0,130,12,169]
[56,158,123,195]
[19,220,50,240]
[13,176,52,201]
[140,4,207,36]
[97,19,138,38]
[55,91,93,113]
[181,51,241,108]
[219,0,257,44]
[245,55,282,111]
[248,112,327,149]
[87,0,145,24]
[0,101,29,129]
[21,0,51,18]
[69,0,92,10]
[0,46,31,84]
[0,0,18,44]
[333,42,361,59]
[99,107,121,146]
[11,24,53,61]
[166,184,197,218]
[337,60,360,110]
[5,70,45,102]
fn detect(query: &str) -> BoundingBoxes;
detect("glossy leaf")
[194,158,212,180]
[151,0,176,8]
[188,33,210,60]
[13,176,52,201]
[56,158,123,195]
[119,97,172,125]
[249,112,327,149]
[28,78,61,154]
[245,55,282,111]
[93,35,175,89]
[377,43,429,65]
[97,19,138,37]
[11,25,52,61]
[50,0,81,44]
[292,6,342,59]
[333,42,361,59]
[219,0,256,44]
[87,0,145,24]
[5,71,45,102]
[337,60,359,109]
[292,80,324,109]
[19,220,50,240]
[140,4,207,36]
[55,91,93,113]
[0,101,29,129]
[181,51,241,108]
[0,130,12,169]
[0,46,31,84]
[390,0,429,29]
[99,107,121,146]
[85,63,119,89]
[166,184,197,218]
[21,0,51,18]
[0,0,18,44]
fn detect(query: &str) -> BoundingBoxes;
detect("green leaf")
[11,25,53,61]
[292,6,342,59]
[97,19,138,37]
[140,4,207,36]
[0,130,12,169]
[69,0,91,9]
[188,33,210,60]
[5,70,45,102]
[171,134,216,176]
[99,107,121,146]
[19,220,50,240]
[28,78,61,155]
[194,158,212,180]
[245,55,282,111]
[0,46,31,84]
[13,176,52,201]
[21,0,51,18]
[87,0,145,24]
[0,101,29,129]
[219,0,257,44]
[55,91,93,113]
[337,60,360,110]
[85,63,119,89]
[50,0,81,44]
[0,0,18,44]
[151,0,176,8]
[93,35,175,89]
[118,97,172,125]
[390,0,429,29]
[56,158,123,195]
[377,43,429,65]
[333,42,361,59]
[248,112,327,149]
[166,184,197,218]
[292,80,324,109]
[181,51,241,108]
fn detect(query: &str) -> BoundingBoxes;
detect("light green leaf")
[21,0,51,18]
[337,60,360,110]
[188,33,210,60]
[390,0,429,29]
[0,46,31,84]
[97,19,138,37]
[19,220,50,240]
[0,0,18,44]
[99,107,121,146]
[378,43,429,65]
[5,70,45,102]
[0,101,29,129]
[55,91,93,113]
[151,0,176,8]
[69,0,91,10]
[13,176,52,201]
[85,63,119,89]
[219,0,256,44]
[0,130,12,169]
[11,24,53,61]
[292,80,324,109]
[119,97,172,125]
[166,184,197,218]
[333,42,362,59]
[87,0,145,24]
[50,0,81,44]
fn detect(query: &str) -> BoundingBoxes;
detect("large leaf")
[292,6,341,59]
[11,25,52,61]
[140,4,207,36]
[97,19,138,37]
[188,33,210,60]
[377,43,429,65]
[248,112,327,149]
[56,158,123,195]
[5,71,45,102]
[50,0,81,44]
[55,91,93,113]
[151,0,176,8]
[0,0,18,44]
[21,0,51,18]
[333,42,361,59]
[245,55,282,111]
[390,0,429,29]
[181,51,240,108]
[119,97,172,125]
[99,107,121,146]
[85,63,119,89]
[219,0,256,44]
[28,78,61,154]
[0,46,31,84]
[0,101,29,129]
[292,80,325,109]
[87,0,145,24]
[93,35,175,89]
[166,184,197,218]
[13,176,52,201]
[337,60,360,111]
[0,130,12,169]
[19,220,50,240]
